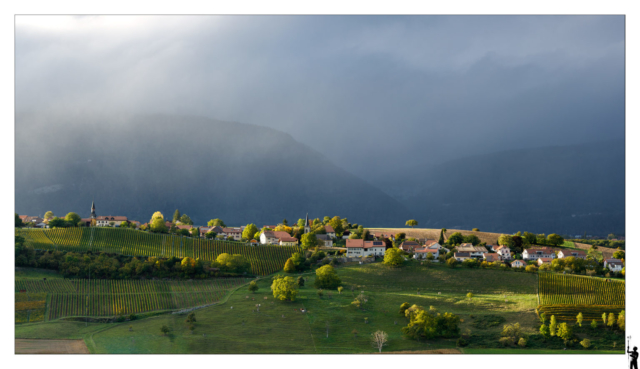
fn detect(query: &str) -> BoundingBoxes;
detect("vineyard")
[17,228,301,275]
[537,273,625,322]
[15,278,250,321]
[15,292,47,323]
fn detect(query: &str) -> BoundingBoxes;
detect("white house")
[424,240,449,253]
[558,250,587,260]
[604,258,624,272]
[260,231,293,245]
[413,248,439,260]
[457,244,488,258]
[510,260,527,268]
[537,257,553,266]
[278,236,298,246]
[221,228,243,241]
[316,234,333,247]
[324,225,336,238]
[96,216,128,227]
[454,252,472,262]
[345,239,386,257]
[494,246,512,260]
[523,248,556,261]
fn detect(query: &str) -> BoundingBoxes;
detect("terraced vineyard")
[538,273,625,322]
[15,278,250,320]
[16,228,300,275]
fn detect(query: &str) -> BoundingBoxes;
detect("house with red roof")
[413,248,439,260]
[558,250,587,260]
[345,239,386,257]
[523,248,556,261]
[537,257,553,266]
[399,241,421,252]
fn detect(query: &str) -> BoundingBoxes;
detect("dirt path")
[15,339,90,354]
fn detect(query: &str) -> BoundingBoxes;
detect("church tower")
[304,213,311,234]
[90,201,96,226]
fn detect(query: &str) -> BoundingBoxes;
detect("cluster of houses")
[393,240,625,273]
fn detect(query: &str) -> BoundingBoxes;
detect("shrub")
[518,338,527,347]
[580,339,591,349]
[456,338,468,347]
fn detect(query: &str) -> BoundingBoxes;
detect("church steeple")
[304,213,310,233]
[90,201,96,219]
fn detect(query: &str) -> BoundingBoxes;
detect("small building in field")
[537,257,553,266]
[96,216,128,227]
[510,260,527,268]
[278,236,299,246]
[604,258,624,272]
[345,239,386,257]
[557,250,587,260]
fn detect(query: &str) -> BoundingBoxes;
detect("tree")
[607,313,616,329]
[329,216,345,237]
[577,312,583,327]
[248,280,259,293]
[205,231,217,239]
[446,258,458,268]
[547,234,564,246]
[402,308,460,341]
[297,276,305,287]
[472,228,479,232]
[185,312,196,323]
[518,338,527,347]
[383,248,404,267]
[284,258,296,273]
[173,209,181,223]
[557,323,573,345]
[613,250,625,259]
[301,233,318,249]
[426,252,435,262]
[448,232,464,245]
[242,224,259,240]
[371,330,388,353]
[297,219,305,228]
[179,214,193,225]
[314,265,342,289]
[607,233,616,240]
[405,219,418,228]
[591,319,598,329]
[15,213,24,228]
[498,234,515,247]
[580,339,591,349]
[337,286,343,294]
[549,315,557,336]
[501,323,522,345]
[617,310,625,331]
[438,229,445,245]
[49,217,69,228]
[463,234,481,246]
[161,325,170,336]
[466,292,474,300]
[150,212,167,233]
[523,232,537,245]
[44,211,54,220]
[540,324,551,339]
[602,312,607,327]
[65,212,81,226]
[271,276,299,301]
[208,218,226,228]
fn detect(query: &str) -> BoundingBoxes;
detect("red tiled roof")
[279,236,298,243]
[605,258,623,265]
[424,240,438,247]
[346,239,385,249]
[325,225,335,233]
[222,228,242,234]
[176,225,192,230]
[263,231,292,239]
[415,248,438,253]
[484,254,501,262]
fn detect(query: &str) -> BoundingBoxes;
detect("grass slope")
[15,261,622,354]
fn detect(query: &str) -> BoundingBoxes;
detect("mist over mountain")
[15,113,410,226]
[374,140,625,236]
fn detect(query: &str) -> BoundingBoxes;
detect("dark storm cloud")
[15,15,624,177]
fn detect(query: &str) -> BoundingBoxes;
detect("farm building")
[345,239,386,257]
[523,248,556,260]
[604,258,624,272]
[413,248,439,260]
[557,250,587,259]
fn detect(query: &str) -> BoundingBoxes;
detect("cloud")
[15,15,624,177]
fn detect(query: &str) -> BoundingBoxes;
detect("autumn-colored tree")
[540,324,550,339]
[549,315,557,336]
[383,248,404,267]
[580,339,591,349]
[557,323,573,345]
[617,310,625,330]
[271,276,299,301]
[591,319,598,329]
[208,218,226,227]
[150,212,167,233]
[576,312,583,327]
[607,313,616,329]
[466,292,474,300]
[283,258,296,273]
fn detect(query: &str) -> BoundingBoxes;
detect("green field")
[17,227,301,275]
[15,261,624,354]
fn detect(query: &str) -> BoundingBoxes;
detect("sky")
[15,15,624,178]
